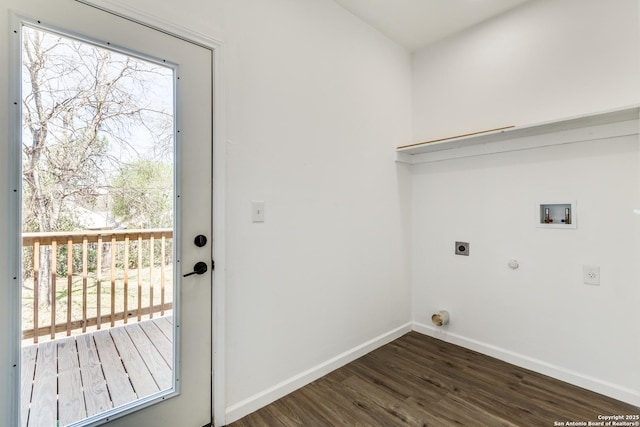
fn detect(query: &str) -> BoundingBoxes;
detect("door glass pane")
[20,24,176,426]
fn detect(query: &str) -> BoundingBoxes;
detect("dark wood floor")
[230,332,639,426]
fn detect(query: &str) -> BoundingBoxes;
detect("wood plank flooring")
[21,316,173,427]
[230,332,639,426]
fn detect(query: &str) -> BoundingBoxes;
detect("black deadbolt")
[183,261,208,277]
[194,234,208,247]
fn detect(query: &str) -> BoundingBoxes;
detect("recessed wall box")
[455,241,469,256]
[537,202,576,229]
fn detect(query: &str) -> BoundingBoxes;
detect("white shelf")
[397,105,640,164]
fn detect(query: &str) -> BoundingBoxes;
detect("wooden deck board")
[76,333,112,416]
[57,338,86,425]
[28,340,57,427]
[20,316,174,425]
[153,316,173,340]
[139,319,173,368]
[20,345,37,427]
[109,326,160,398]
[93,329,138,407]
[124,323,172,390]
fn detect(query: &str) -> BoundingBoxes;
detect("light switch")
[252,201,265,223]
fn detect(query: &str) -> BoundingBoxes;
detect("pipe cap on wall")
[432,310,449,326]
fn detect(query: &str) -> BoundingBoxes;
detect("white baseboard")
[412,321,640,408]
[225,322,413,424]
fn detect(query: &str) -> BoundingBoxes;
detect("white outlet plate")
[583,265,600,286]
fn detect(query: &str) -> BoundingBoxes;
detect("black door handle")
[183,261,208,277]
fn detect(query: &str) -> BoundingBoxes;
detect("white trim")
[211,39,227,427]
[395,151,413,164]
[7,12,24,427]
[412,322,640,408]
[72,1,228,425]
[225,322,413,425]
[75,0,223,48]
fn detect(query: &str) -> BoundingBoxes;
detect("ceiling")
[333,0,531,52]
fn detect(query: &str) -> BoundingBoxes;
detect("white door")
[7,1,213,426]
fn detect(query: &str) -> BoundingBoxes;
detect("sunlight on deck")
[21,316,173,427]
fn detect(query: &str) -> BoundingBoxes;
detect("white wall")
[219,0,412,418]
[412,0,640,143]
[410,0,640,406]
[0,0,413,424]
[411,134,640,404]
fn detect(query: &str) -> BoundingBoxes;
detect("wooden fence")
[22,228,173,343]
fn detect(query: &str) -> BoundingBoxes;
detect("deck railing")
[22,228,173,343]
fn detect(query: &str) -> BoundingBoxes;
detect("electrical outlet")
[583,265,600,286]
[455,241,469,256]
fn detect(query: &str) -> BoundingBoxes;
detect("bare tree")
[21,25,173,306]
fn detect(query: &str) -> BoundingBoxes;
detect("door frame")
[5,1,227,425]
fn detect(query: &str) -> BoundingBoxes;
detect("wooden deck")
[21,316,174,427]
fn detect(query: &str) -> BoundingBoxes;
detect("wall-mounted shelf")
[396,105,640,164]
